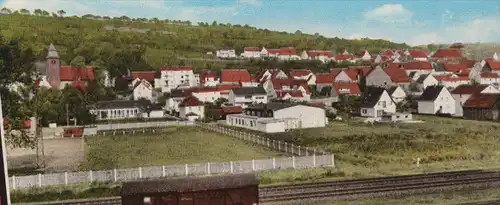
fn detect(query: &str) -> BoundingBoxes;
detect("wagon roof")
[121,173,258,195]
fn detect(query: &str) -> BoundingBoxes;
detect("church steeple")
[47,43,59,59]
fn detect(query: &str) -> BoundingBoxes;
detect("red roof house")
[315,73,334,84]
[431,48,463,59]
[409,49,428,59]
[60,66,95,81]
[279,47,297,56]
[179,95,203,107]
[484,59,500,71]
[384,67,411,83]
[244,47,260,52]
[220,69,252,83]
[332,82,361,96]
[128,71,158,82]
[442,63,467,73]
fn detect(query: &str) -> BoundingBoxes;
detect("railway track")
[37,170,500,205]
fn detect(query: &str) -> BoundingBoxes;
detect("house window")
[245,95,252,99]
[362,109,367,114]
[381,101,387,108]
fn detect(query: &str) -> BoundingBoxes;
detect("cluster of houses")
[30,43,500,132]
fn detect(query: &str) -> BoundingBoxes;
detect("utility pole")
[66,104,69,126]
[0,96,12,205]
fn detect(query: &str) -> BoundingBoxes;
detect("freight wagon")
[121,173,259,205]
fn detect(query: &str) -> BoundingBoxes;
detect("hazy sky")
[1,0,499,45]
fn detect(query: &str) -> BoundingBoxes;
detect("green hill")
[0,12,409,75]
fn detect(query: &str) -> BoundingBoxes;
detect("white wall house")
[156,67,197,93]
[243,47,261,58]
[417,85,455,115]
[228,87,268,108]
[216,49,237,59]
[199,71,219,87]
[360,50,372,61]
[477,73,500,85]
[333,70,354,82]
[416,74,439,91]
[165,96,185,113]
[133,79,153,101]
[301,50,333,63]
[258,69,287,82]
[191,88,222,103]
[178,95,205,120]
[226,103,326,133]
[360,87,396,120]
[388,86,407,103]
[290,69,316,85]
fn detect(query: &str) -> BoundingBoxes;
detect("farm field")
[80,126,284,170]
[265,115,500,174]
[319,187,500,205]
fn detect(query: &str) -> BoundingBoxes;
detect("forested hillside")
[0,11,409,76]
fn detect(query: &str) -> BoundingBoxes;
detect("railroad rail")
[35,170,500,205]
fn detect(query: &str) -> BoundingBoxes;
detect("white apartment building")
[155,66,197,93]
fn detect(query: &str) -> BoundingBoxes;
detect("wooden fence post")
[139,167,143,179]
[252,160,255,171]
[185,164,189,176]
[89,170,93,181]
[331,154,335,167]
[313,154,316,167]
[292,156,296,169]
[12,176,16,189]
[207,162,211,176]
[272,158,276,169]
[285,142,288,153]
[113,169,117,182]
[38,173,42,187]
[162,165,166,177]
[230,161,234,173]
[298,146,301,156]
[64,172,68,185]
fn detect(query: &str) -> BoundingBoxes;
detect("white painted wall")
[228,90,268,107]
[274,105,326,128]
[133,80,153,101]
[418,88,455,115]
[334,71,353,82]
[391,86,407,103]
[158,69,197,93]
[192,91,222,103]
[423,75,439,90]
[179,105,205,119]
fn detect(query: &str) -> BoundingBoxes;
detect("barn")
[121,173,259,205]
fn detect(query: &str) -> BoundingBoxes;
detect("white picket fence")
[8,154,335,189]
[196,123,329,156]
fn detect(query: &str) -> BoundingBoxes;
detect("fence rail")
[8,155,334,189]
[197,123,329,156]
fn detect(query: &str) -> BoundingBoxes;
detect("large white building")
[132,79,153,101]
[155,66,198,93]
[216,49,237,59]
[226,103,327,133]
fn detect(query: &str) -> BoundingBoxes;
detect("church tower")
[46,43,60,89]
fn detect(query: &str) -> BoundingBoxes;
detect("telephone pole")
[66,104,69,126]
[0,96,12,205]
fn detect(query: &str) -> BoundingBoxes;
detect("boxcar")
[121,173,259,205]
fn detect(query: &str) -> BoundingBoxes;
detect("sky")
[1,0,499,46]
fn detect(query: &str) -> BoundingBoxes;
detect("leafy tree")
[33,9,42,16]
[0,36,37,148]
[70,56,86,68]
[214,98,228,107]
[19,9,30,15]
[332,95,360,120]
[137,98,153,118]
[1,7,12,14]
[319,86,332,96]
[57,10,66,17]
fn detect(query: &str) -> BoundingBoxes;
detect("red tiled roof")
[244,47,260,52]
[330,68,342,77]
[382,49,394,56]
[344,69,359,81]
[347,66,373,76]
[290,69,312,77]
[279,47,296,56]
[431,48,463,59]
[315,73,334,84]
[332,82,361,96]
[221,106,243,114]
[384,67,411,83]
[434,75,469,82]
[306,50,333,57]
[220,69,251,83]
[200,71,218,84]
[409,49,428,58]
[442,63,466,73]
[480,72,500,78]
[458,69,471,77]
[335,54,353,61]
[403,61,433,70]
[485,59,500,71]
[461,59,477,69]
[130,71,157,81]
[160,66,192,71]
[71,80,87,92]
[179,95,203,107]
[60,66,95,81]
[463,94,500,108]
[267,49,280,55]
[451,84,488,95]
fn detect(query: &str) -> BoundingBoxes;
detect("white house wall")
[273,105,326,128]
[391,87,407,103]
[179,106,204,119]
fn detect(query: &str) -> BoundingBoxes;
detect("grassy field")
[319,187,500,205]
[265,115,500,173]
[80,126,284,170]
